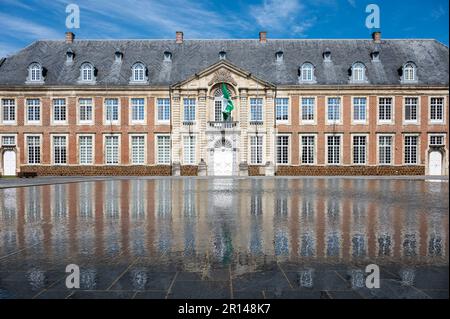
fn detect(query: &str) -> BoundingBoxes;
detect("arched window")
[300,63,315,82]
[132,63,146,82]
[81,63,94,82]
[352,62,366,82]
[403,62,417,82]
[213,88,224,121]
[28,63,42,82]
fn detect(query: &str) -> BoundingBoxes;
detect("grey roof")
[0,39,448,87]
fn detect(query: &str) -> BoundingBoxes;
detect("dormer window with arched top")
[299,62,316,83]
[219,51,226,60]
[402,62,417,83]
[276,51,283,62]
[27,62,44,83]
[79,62,96,83]
[130,62,148,83]
[350,62,367,83]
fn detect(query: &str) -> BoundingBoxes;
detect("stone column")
[239,89,248,164]
[265,89,276,172]
[171,90,181,164]
[198,89,207,162]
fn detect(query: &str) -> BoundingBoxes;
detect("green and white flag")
[221,83,234,121]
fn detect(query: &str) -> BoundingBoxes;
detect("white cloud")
[0,13,60,40]
[347,0,356,8]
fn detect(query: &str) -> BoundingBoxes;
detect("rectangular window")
[53,136,67,164]
[430,98,444,122]
[2,99,15,122]
[105,135,119,164]
[378,136,392,165]
[53,99,66,122]
[430,135,444,146]
[131,135,145,164]
[353,136,367,164]
[157,136,171,164]
[353,97,367,122]
[157,98,170,122]
[79,136,93,164]
[378,97,392,122]
[131,98,145,122]
[105,98,119,122]
[250,136,263,164]
[275,98,289,122]
[301,136,315,164]
[183,136,196,164]
[327,97,340,122]
[214,99,223,121]
[250,98,263,122]
[276,136,289,164]
[327,135,341,164]
[27,99,40,122]
[2,136,15,146]
[27,136,41,164]
[405,98,418,122]
[404,135,418,164]
[184,98,196,122]
[79,98,93,122]
[301,98,315,122]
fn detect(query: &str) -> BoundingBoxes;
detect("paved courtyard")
[0,177,448,299]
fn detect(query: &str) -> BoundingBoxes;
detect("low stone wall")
[181,165,198,176]
[19,165,172,176]
[275,165,425,176]
[248,166,264,176]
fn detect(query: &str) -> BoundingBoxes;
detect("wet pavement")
[0,178,448,299]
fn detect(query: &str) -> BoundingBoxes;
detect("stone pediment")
[208,69,237,86]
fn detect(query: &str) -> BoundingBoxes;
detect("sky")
[0,0,448,57]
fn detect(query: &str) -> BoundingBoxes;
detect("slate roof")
[0,39,448,87]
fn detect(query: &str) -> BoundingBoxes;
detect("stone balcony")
[207,121,240,132]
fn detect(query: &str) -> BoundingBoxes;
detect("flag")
[221,83,234,121]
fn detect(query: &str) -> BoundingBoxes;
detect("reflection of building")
[0,31,448,177]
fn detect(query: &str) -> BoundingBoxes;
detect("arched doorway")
[429,151,443,176]
[213,139,233,176]
[3,150,17,176]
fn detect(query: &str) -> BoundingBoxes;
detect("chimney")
[372,31,381,43]
[176,31,184,44]
[259,31,267,43]
[65,32,75,44]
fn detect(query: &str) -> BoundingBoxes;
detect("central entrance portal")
[213,141,233,176]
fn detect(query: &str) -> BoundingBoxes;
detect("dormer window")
[351,62,367,83]
[276,51,283,62]
[219,51,226,60]
[28,63,43,82]
[131,63,147,83]
[115,51,123,63]
[80,63,95,83]
[323,49,331,62]
[402,62,417,83]
[299,62,316,83]
[371,51,380,62]
[66,49,74,64]
[164,51,172,62]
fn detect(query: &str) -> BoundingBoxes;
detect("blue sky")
[0,0,448,57]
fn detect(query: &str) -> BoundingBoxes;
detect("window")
[2,136,15,146]
[250,98,263,122]
[79,98,93,123]
[430,135,444,146]
[404,136,418,164]
[301,136,315,164]
[403,63,416,82]
[405,97,418,122]
[81,63,94,82]
[157,98,170,122]
[2,99,15,122]
[327,136,341,164]
[353,136,367,164]
[184,98,196,122]
[183,136,196,164]
[28,63,42,82]
[250,136,263,164]
[378,97,392,122]
[132,63,146,82]
[430,98,444,122]
[352,63,366,82]
[157,136,171,164]
[105,135,119,164]
[378,136,392,165]
[131,98,145,122]
[131,135,145,164]
[27,99,40,122]
[301,98,315,122]
[276,136,289,164]
[275,98,289,122]
[327,97,341,123]
[214,99,223,121]
[300,63,315,82]
[105,98,119,122]
[53,136,67,164]
[53,99,66,122]
[353,97,367,122]
[79,136,93,164]
[27,136,41,164]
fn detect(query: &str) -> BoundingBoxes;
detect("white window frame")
[429,96,446,124]
[25,134,42,165]
[27,63,43,83]
[326,97,342,125]
[130,134,147,165]
[428,133,446,147]
[403,134,420,165]
[78,134,95,165]
[157,97,171,124]
[300,97,316,125]
[131,63,146,83]
[80,63,95,83]
[250,98,264,123]
[403,97,420,125]
[1,98,17,125]
[275,97,289,124]
[351,63,366,83]
[377,96,395,125]
[1,134,17,147]
[377,134,395,165]
[156,134,171,165]
[299,63,316,83]
[51,134,68,165]
[104,98,120,125]
[325,134,343,165]
[52,98,67,125]
[182,135,196,165]
[402,63,417,83]
[249,135,264,165]
[351,134,368,165]
[183,98,196,122]
[78,98,94,125]
[351,97,368,125]
[104,134,121,165]
[300,134,317,165]
[130,97,146,124]
[276,134,290,165]
[26,98,41,125]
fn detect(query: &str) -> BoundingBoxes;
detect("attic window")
[66,49,74,63]
[131,63,147,83]
[371,51,380,61]
[115,51,123,63]
[275,51,283,62]
[164,51,172,62]
[323,49,331,62]
[28,63,43,82]
[80,62,95,83]
[402,62,417,83]
[219,51,226,60]
[299,62,316,83]
[351,62,367,83]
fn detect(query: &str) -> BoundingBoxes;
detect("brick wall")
[19,165,172,176]
[275,165,425,176]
